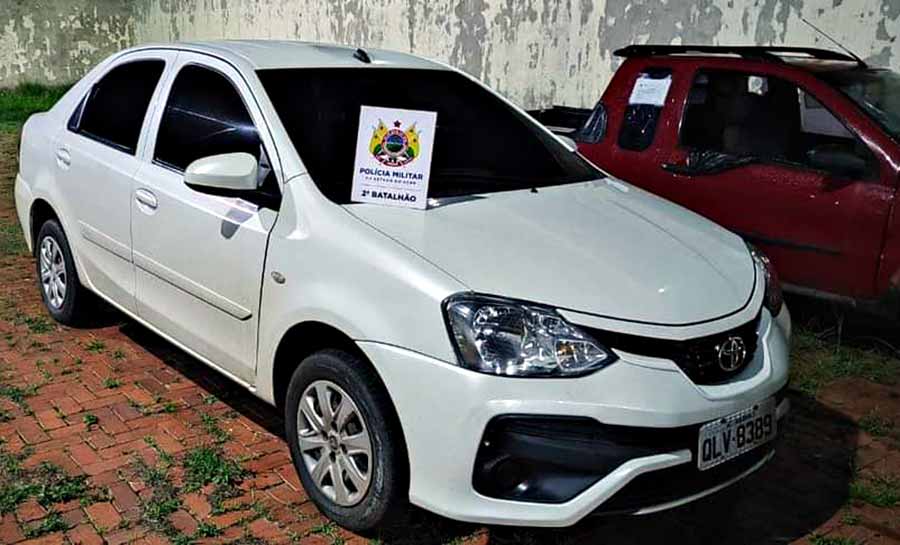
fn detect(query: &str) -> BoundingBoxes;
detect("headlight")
[748,244,783,316]
[444,294,617,377]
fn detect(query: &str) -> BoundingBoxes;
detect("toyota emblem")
[717,336,747,372]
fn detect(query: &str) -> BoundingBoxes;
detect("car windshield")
[819,68,900,141]
[258,68,600,204]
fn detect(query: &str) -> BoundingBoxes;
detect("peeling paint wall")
[2,0,900,108]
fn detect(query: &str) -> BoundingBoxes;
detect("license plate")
[697,398,776,471]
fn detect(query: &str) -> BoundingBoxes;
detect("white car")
[15,41,791,532]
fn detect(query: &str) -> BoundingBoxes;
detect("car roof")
[126,40,449,72]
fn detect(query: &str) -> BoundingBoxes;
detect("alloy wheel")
[297,380,373,506]
[39,236,66,309]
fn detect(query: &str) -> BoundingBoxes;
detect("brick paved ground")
[0,131,897,544]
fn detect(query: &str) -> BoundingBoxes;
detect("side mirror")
[574,101,607,144]
[806,147,868,180]
[184,152,258,191]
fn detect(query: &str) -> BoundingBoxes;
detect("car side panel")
[131,52,280,383]
[16,113,58,251]
[48,51,178,313]
[254,178,466,405]
[15,55,115,256]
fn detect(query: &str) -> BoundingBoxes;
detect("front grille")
[581,313,762,385]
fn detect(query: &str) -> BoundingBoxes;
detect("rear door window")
[617,68,672,151]
[69,60,165,154]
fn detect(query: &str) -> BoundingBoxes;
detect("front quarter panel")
[255,177,468,404]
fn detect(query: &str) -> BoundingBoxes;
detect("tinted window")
[70,60,165,154]
[819,68,900,141]
[681,70,876,179]
[617,69,671,151]
[258,68,599,204]
[155,65,262,171]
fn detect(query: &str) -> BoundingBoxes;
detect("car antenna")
[353,48,372,64]
[800,17,867,68]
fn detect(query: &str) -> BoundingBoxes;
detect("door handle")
[55,148,71,169]
[135,188,158,213]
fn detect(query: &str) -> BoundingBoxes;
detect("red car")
[575,45,900,311]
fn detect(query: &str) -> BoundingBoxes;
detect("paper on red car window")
[628,74,672,106]
[351,106,437,210]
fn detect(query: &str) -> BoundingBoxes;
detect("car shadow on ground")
[114,311,858,545]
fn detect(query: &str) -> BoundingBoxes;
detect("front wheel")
[35,219,90,325]
[284,349,407,533]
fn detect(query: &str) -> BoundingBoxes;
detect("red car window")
[680,69,877,180]
[617,67,672,152]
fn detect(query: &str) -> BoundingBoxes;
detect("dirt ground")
[0,129,896,544]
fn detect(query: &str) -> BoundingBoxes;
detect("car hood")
[345,179,756,325]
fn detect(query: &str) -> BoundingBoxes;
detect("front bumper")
[358,308,790,527]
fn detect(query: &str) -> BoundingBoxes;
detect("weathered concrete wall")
[2,0,899,108]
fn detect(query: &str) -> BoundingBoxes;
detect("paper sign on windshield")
[628,74,672,106]
[351,106,437,210]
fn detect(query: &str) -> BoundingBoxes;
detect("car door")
[654,68,892,299]
[132,55,281,383]
[56,52,173,312]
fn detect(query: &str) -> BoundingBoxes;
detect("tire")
[284,349,407,533]
[35,219,89,325]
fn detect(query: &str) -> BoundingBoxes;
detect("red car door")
[585,59,895,300]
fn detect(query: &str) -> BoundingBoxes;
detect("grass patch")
[182,444,249,515]
[789,330,898,396]
[183,445,247,514]
[200,413,231,444]
[0,383,36,404]
[143,436,175,467]
[23,510,68,538]
[0,222,27,257]
[85,339,105,353]
[103,377,121,389]
[15,314,54,334]
[30,463,89,506]
[858,410,895,437]
[133,452,233,545]
[0,381,37,415]
[82,413,98,428]
[0,441,98,516]
[310,521,340,537]
[0,83,70,132]
[133,457,181,535]
[310,521,346,544]
[194,521,222,538]
[850,472,899,508]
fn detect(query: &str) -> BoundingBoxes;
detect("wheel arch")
[272,321,394,415]
[271,320,411,489]
[30,198,60,254]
